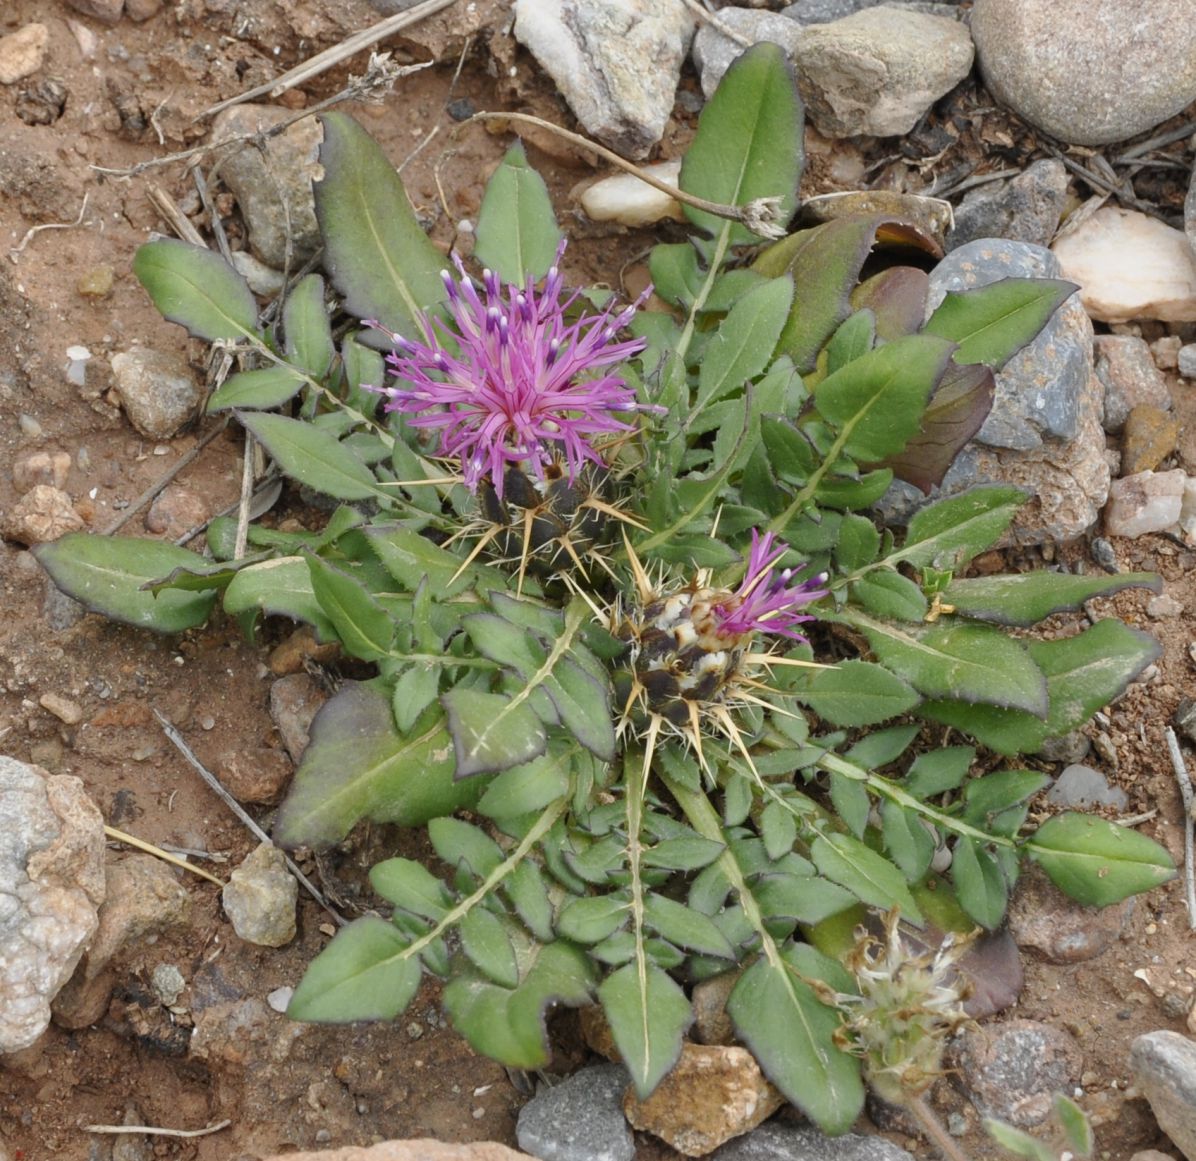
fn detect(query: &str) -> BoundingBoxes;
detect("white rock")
[692,8,804,98]
[229,251,286,298]
[1178,343,1196,380]
[1103,469,1186,539]
[0,757,106,1053]
[266,985,294,1013]
[1179,475,1196,541]
[513,0,695,160]
[1053,207,1196,323]
[579,159,684,227]
[0,23,48,86]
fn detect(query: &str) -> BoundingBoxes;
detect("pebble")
[691,8,804,99]
[109,348,202,440]
[12,450,71,494]
[1181,476,1196,542]
[710,1122,915,1160]
[124,0,163,20]
[579,159,684,228]
[0,757,106,1053]
[266,985,294,1013]
[948,1019,1082,1127]
[38,692,84,726]
[215,747,293,805]
[65,0,124,23]
[77,266,115,299]
[622,1043,784,1155]
[971,0,1196,146]
[516,1063,634,1161]
[229,250,287,298]
[1104,469,1186,539]
[692,969,740,1045]
[256,1144,533,1161]
[144,485,208,540]
[1009,865,1135,966]
[3,485,85,545]
[209,105,324,268]
[0,23,49,85]
[1179,343,1196,380]
[269,673,326,763]
[222,842,297,947]
[268,626,341,677]
[1129,1032,1196,1161]
[150,963,185,1006]
[1173,699,1196,749]
[1147,593,1184,619]
[512,0,694,160]
[18,413,43,439]
[791,7,972,138]
[1046,759,1129,809]
[1035,729,1091,764]
[947,160,1068,252]
[1094,335,1174,435]
[1121,405,1180,475]
[1053,207,1196,324]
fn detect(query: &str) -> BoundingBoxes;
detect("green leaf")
[896,486,1027,570]
[504,861,556,942]
[880,801,935,882]
[797,661,921,727]
[851,570,928,621]
[284,273,335,378]
[851,266,928,340]
[428,817,504,878]
[239,412,386,501]
[951,837,1008,929]
[207,366,306,412]
[477,752,571,820]
[828,774,871,839]
[392,665,440,734]
[942,571,1163,627]
[923,278,1076,369]
[1027,814,1176,906]
[223,556,336,639]
[761,801,798,861]
[835,513,881,572]
[643,835,726,872]
[849,613,1048,716]
[443,939,595,1070]
[692,277,794,414]
[814,334,956,461]
[474,142,562,282]
[132,239,258,342]
[811,833,923,921]
[365,523,504,596]
[442,687,547,779]
[761,415,818,485]
[643,895,735,959]
[274,683,484,846]
[983,1118,1057,1161]
[727,953,864,1133]
[904,746,974,799]
[370,857,452,920]
[314,111,447,339]
[557,895,630,944]
[599,962,693,1097]
[306,553,395,661]
[846,724,920,770]
[34,534,217,633]
[961,769,1049,832]
[680,43,802,245]
[459,908,520,989]
[287,916,420,1021]
[826,309,875,373]
[1054,1093,1094,1157]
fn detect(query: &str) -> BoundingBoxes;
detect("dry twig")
[83,1120,231,1139]
[678,0,754,48]
[1163,726,1196,930]
[9,193,91,263]
[104,825,226,888]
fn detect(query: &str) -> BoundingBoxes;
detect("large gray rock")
[971,0,1196,146]
[0,757,106,1053]
[946,160,1068,252]
[1129,1032,1196,1161]
[209,104,323,268]
[513,0,694,160]
[791,6,973,138]
[711,1122,916,1159]
[693,9,804,98]
[516,1063,634,1161]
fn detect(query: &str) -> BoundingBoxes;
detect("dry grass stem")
[104,825,226,888]
[82,1120,232,1138]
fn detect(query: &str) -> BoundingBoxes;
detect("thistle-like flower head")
[375,241,649,499]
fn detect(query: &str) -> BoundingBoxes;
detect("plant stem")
[909,1094,976,1161]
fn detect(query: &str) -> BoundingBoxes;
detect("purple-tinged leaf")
[851,266,930,341]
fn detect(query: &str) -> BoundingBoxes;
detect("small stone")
[1180,343,1196,379]
[257,1144,533,1161]
[1129,1153,1182,1161]
[1104,469,1186,539]
[51,965,116,1030]
[971,0,1196,146]
[229,250,287,298]
[947,160,1068,252]
[38,693,84,726]
[1053,207,1196,324]
[144,485,208,540]
[83,855,190,977]
[124,0,163,19]
[692,8,804,98]
[1147,593,1184,619]
[517,1063,634,1161]
[0,24,49,85]
[77,266,115,299]
[267,625,341,676]
[266,985,293,1013]
[949,1019,1083,1127]
[1008,865,1134,965]
[111,1106,151,1161]
[215,747,293,805]
[64,0,124,24]
[12,450,71,493]
[1129,1031,1196,1161]
[1035,730,1091,764]
[151,963,185,1006]
[623,1042,784,1156]
[1173,699,1196,748]
[1046,763,1128,811]
[692,969,741,1045]
[1094,335,1173,435]
[222,842,297,948]
[1151,335,1182,371]
[3,485,84,545]
[792,7,974,138]
[1180,476,1196,541]
[710,1122,916,1160]
[110,349,202,440]
[1122,405,1180,475]
[512,1,695,160]
[269,673,326,762]
[18,413,44,439]
[579,159,684,227]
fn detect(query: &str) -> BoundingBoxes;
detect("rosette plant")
[38,47,1175,1132]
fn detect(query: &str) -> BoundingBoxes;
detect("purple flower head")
[712,530,828,643]
[375,241,651,499]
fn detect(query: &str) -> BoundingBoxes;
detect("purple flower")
[711,530,828,643]
[374,242,650,499]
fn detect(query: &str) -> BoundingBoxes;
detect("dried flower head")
[374,242,650,499]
